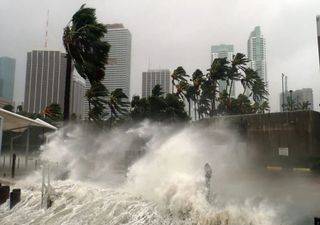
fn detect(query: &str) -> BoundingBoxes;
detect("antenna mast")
[44,10,49,48]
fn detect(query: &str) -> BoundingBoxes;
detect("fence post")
[0,186,10,205]
[10,189,21,209]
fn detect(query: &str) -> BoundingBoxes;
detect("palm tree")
[107,88,129,119]
[207,57,229,116]
[185,84,196,118]
[227,53,248,104]
[151,84,164,97]
[257,101,270,114]
[191,69,204,120]
[171,66,189,94]
[85,81,109,122]
[63,4,110,121]
[43,103,63,121]
[241,68,259,95]
[251,76,268,103]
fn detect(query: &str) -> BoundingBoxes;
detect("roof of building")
[0,108,57,132]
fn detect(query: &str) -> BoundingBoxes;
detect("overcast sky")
[1,0,320,111]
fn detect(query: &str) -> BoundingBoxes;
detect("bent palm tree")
[207,57,229,116]
[43,103,63,121]
[171,66,188,94]
[107,89,129,119]
[63,4,110,121]
[85,81,109,122]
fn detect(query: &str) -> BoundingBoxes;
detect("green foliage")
[63,4,109,84]
[172,52,269,119]
[63,4,109,121]
[43,103,63,121]
[3,104,14,112]
[85,81,129,126]
[130,85,189,123]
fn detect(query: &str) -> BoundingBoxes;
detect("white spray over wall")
[2,120,318,224]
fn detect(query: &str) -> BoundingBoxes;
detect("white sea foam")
[2,121,316,225]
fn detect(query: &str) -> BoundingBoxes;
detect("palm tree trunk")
[228,80,234,111]
[238,86,247,113]
[63,54,72,122]
[211,81,216,117]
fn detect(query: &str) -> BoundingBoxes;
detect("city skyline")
[1,0,320,113]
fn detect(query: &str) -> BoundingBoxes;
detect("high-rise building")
[316,16,320,67]
[280,88,313,111]
[247,26,267,83]
[71,73,86,119]
[142,69,171,98]
[104,24,131,97]
[0,57,15,101]
[211,44,235,97]
[24,50,85,118]
[83,24,132,120]
[24,50,66,113]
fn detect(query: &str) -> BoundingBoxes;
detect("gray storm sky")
[1,0,320,111]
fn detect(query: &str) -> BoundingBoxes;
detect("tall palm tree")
[63,4,110,121]
[207,57,229,116]
[241,68,259,95]
[171,66,189,94]
[85,81,109,122]
[251,76,268,103]
[227,53,248,104]
[107,89,129,119]
[191,69,204,120]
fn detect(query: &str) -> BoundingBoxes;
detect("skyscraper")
[247,26,267,83]
[104,24,131,97]
[316,15,320,67]
[24,50,85,118]
[24,50,67,113]
[142,69,171,98]
[83,24,132,120]
[211,44,235,97]
[0,57,15,101]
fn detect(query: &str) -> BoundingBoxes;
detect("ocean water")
[0,121,318,225]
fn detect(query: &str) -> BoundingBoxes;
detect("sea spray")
[0,121,284,224]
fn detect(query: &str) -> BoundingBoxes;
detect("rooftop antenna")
[44,10,49,48]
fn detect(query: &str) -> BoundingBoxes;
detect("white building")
[24,50,67,113]
[211,44,235,97]
[82,24,131,120]
[142,69,171,98]
[247,26,267,84]
[24,50,85,119]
